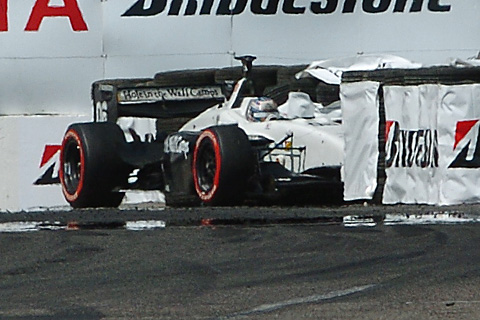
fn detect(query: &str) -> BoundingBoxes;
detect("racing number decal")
[193,129,222,202]
[59,129,85,202]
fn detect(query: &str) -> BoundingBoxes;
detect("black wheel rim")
[196,140,217,193]
[62,138,82,195]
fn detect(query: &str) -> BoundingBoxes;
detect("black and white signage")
[118,86,224,103]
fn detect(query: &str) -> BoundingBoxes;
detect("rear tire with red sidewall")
[193,126,255,206]
[60,122,128,208]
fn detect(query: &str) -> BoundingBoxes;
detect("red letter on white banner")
[0,0,7,31]
[25,0,88,32]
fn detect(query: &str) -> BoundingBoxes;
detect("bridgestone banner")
[437,84,480,205]
[383,85,441,204]
[0,0,479,116]
[352,83,480,205]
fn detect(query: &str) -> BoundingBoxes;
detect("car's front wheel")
[192,126,255,206]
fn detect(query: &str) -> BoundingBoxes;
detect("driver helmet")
[247,97,278,122]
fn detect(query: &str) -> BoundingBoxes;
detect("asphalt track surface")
[2,204,480,319]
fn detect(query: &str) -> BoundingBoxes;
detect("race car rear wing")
[92,78,225,122]
[91,65,310,123]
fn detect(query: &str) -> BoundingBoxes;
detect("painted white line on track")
[221,284,376,319]
[0,222,40,233]
[343,216,377,228]
[126,220,166,231]
[384,212,479,225]
[0,221,64,233]
[0,220,166,233]
[344,212,480,228]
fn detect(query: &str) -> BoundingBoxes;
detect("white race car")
[160,56,345,206]
[59,55,418,207]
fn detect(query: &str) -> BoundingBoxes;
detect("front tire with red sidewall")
[193,126,255,206]
[60,122,128,208]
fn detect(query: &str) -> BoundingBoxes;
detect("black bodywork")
[158,129,343,206]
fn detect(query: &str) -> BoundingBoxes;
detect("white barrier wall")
[1,0,479,211]
[1,0,479,116]
[341,81,380,200]
[343,82,480,205]
[438,85,480,204]
[383,85,442,204]
[0,115,89,212]
[384,84,480,205]
[0,1,103,115]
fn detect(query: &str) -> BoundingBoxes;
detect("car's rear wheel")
[192,126,255,206]
[60,122,129,208]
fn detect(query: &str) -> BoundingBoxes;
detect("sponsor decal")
[122,0,451,16]
[385,120,439,168]
[449,119,480,168]
[0,0,451,33]
[118,86,224,104]
[164,135,190,158]
[0,0,5,31]
[34,144,61,185]
[0,0,88,32]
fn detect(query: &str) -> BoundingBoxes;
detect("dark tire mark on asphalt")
[1,206,480,319]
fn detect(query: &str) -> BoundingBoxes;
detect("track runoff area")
[2,204,480,233]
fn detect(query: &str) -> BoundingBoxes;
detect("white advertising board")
[0,115,164,212]
[0,0,103,115]
[343,81,480,205]
[0,0,478,115]
[383,85,441,204]
[0,0,479,211]
[383,84,480,205]
[0,115,89,212]
[437,84,480,204]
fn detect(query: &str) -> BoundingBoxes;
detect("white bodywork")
[181,79,344,173]
[181,55,422,173]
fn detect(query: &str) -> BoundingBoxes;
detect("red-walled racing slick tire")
[60,122,128,208]
[192,126,255,206]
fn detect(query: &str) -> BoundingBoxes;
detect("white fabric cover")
[438,84,480,204]
[297,55,422,85]
[341,81,380,201]
[383,85,441,204]
[278,92,316,119]
[383,84,480,205]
